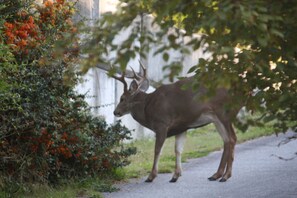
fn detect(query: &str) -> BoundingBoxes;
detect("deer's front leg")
[145,133,166,182]
[170,132,186,183]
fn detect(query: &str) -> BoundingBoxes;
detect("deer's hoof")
[145,178,153,183]
[219,178,227,182]
[169,177,178,183]
[208,177,217,181]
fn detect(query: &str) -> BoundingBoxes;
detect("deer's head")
[112,61,149,117]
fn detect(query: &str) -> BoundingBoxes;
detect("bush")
[0,0,136,195]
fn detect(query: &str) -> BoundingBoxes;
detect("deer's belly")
[166,113,213,137]
[187,113,214,128]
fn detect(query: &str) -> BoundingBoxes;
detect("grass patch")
[122,123,276,178]
[8,176,121,198]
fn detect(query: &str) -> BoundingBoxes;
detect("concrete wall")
[75,0,210,139]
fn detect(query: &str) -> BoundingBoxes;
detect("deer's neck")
[130,92,149,128]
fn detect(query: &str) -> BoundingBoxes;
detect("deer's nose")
[113,110,121,117]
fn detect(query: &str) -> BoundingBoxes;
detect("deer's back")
[145,78,233,137]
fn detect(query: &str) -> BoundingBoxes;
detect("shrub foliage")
[0,0,135,193]
[83,0,297,132]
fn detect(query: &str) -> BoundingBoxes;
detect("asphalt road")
[104,132,297,198]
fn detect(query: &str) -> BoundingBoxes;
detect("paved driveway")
[104,132,297,198]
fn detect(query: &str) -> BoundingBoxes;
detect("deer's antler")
[128,66,141,81]
[138,60,147,78]
[110,66,128,92]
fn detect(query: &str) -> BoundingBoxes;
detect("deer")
[111,61,241,183]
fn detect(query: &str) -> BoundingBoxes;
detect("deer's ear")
[129,80,138,92]
[139,79,149,92]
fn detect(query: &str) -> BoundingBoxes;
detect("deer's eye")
[120,98,124,102]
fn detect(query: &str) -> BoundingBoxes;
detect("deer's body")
[112,63,240,183]
[128,77,231,138]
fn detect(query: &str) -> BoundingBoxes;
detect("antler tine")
[138,60,147,78]
[128,66,141,81]
[110,66,128,91]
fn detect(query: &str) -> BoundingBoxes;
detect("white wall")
[75,0,210,139]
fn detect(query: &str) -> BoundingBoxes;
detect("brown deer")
[111,61,241,183]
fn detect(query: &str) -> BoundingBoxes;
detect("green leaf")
[263,114,275,123]
[153,46,168,56]
[188,65,197,74]
[257,36,268,47]
[270,29,284,38]
[162,52,169,62]
[258,23,267,31]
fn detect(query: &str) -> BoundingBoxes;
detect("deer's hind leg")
[170,132,186,183]
[220,123,237,182]
[208,118,236,182]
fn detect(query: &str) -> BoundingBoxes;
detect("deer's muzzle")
[113,110,122,117]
